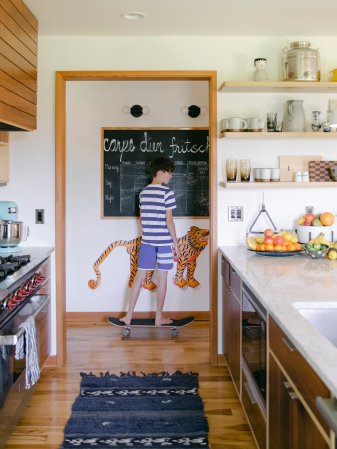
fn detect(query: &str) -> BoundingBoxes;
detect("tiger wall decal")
[88,226,209,290]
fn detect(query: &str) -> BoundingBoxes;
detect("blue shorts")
[138,243,174,271]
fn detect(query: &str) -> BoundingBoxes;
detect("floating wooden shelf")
[219,131,337,139]
[219,81,337,93]
[219,181,337,189]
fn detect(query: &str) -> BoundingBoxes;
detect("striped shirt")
[140,184,177,246]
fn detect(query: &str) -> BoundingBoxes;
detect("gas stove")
[0,254,47,328]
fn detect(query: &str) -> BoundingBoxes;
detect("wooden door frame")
[55,70,218,367]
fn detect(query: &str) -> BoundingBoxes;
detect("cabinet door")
[222,279,230,359]
[269,353,330,449]
[227,291,240,392]
[35,300,51,368]
[222,260,241,394]
[0,145,9,183]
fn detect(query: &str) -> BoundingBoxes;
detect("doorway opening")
[55,71,218,367]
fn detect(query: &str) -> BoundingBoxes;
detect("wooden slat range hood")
[0,0,38,131]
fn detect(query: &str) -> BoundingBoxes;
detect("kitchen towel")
[15,315,40,389]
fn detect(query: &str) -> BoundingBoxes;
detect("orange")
[287,244,296,251]
[265,244,274,251]
[295,243,302,251]
[274,245,283,252]
[320,212,335,226]
[260,244,266,251]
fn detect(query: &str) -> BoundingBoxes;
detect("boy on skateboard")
[120,157,180,326]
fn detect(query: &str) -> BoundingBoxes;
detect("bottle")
[295,172,303,182]
[311,111,321,132]
[302,171,310,182]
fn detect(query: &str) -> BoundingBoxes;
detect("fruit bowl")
[303,244,330,259]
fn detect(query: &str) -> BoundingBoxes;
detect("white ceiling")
[24,0,337,37]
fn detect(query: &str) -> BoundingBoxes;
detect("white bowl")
[296,224,337,244]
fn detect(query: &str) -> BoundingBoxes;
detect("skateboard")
[107,316,195,337]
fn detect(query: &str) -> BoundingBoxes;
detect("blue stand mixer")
[0,201,29,253]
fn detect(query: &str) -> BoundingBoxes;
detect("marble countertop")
[219,246,337,398]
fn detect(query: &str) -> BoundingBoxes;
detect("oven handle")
[0,295,50,346]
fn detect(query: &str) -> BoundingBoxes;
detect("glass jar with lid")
[282,41,320,81]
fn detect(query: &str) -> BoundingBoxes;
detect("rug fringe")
[80,370,198,379]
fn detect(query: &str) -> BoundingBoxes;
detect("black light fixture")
[130,104,144,118]
[180,104,208,118]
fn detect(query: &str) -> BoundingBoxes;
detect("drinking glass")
[267,112,277,132]
[240,159,251,182]
[226,159,237,182]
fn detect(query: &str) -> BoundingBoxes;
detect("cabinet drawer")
[221,256,230,287]
[242,369,266,449]
[229,265,241,299]
[269,316,330,435]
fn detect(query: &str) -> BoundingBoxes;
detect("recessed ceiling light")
[121,12,146,21]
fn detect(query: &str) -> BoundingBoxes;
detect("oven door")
[242,288,266,401]
[0,295,50,448]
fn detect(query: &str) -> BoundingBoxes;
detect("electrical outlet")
[228,206,243,222]
[35,209,44,224]
[305,206,314,214]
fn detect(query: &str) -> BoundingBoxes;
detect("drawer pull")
[288,391,298,400]
[316,397,337,434]
[282,336,297,352]
[244,382,257,405]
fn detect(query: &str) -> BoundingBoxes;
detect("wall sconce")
[123,104,150,117]
[180,104,208,118]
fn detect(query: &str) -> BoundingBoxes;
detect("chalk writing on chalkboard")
[102,128,209,218]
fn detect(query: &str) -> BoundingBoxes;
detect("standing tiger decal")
[88,226,209,290]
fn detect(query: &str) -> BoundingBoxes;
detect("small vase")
[311,111,321,132]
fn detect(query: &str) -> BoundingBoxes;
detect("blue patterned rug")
[60,371,209,449]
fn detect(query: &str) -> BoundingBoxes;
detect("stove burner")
[0,254,31,282]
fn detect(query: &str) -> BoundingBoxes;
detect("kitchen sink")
[294,304,337,348]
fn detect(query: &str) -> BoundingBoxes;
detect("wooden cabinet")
[0,0,38,131]
[221,256,241,394]
[269,317,332,448]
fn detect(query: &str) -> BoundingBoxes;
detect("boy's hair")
[148,157,174,178]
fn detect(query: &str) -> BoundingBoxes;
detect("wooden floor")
[4,320,257,449]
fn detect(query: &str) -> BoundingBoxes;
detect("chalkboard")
[102,128,209,217]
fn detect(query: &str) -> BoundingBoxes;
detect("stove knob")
[7,296,16,310]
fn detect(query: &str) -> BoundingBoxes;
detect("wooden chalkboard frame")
[101,127,209,218]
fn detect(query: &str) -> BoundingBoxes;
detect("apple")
[304,213,315,223]
[274,235,285,246]
[302,220,312,226]
[264,229,274,237]
[312,218,322,226]
[264,236,274,245]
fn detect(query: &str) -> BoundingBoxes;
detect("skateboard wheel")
[171,326,179,337]
[122,327,130,337]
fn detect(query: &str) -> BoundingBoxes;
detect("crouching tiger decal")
[88,226,209,290]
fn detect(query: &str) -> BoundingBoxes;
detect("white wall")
[66,81,209,313]
[1,34,337,353]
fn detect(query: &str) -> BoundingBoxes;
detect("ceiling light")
[121,12,146,21]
